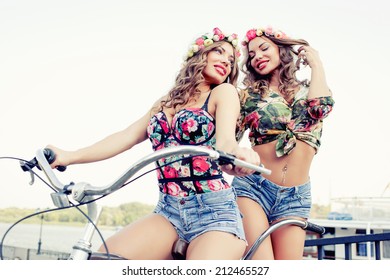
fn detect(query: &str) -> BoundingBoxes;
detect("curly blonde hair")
[159,41,239,111]
[241,36,309,103]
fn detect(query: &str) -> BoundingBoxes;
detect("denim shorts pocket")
[298,193,311,208]
[232,175,257,191]
[291,185,311,210]
[154,200,178,220]
[200,200,237,227]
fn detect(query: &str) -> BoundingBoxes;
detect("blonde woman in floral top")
[46,28,260,260]
[233,26,334,259]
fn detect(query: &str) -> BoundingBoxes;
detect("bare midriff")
[253,140,315,187]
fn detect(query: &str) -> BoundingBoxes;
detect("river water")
[0,222,117,254]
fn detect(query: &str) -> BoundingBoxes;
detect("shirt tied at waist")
[275,128,296,157]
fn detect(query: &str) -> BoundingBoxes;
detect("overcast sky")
[1,0,389,210]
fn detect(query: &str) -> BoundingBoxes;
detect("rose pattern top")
[147,93,230,196]
[236,85,335,157]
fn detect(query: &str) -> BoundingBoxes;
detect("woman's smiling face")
[248,36,280,75]
[202,42,235,85]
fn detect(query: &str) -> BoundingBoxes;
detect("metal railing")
[3,233,390,260]
[305,232,390,260]
[2,245,70,260]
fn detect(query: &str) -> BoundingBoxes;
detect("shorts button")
[180,199,185,205]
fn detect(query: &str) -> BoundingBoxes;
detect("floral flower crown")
[185,27,241,61]
[241,26,288,47]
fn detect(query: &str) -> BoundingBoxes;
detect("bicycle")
[1,145,271,260]
[172,212,325,260]
[1,146,324,260]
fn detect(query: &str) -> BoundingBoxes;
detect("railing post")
[317,245,324,260]
[345,243,352,260]
[375,241,381,260]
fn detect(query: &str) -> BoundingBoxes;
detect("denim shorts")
[153,188,246,243]
[232,174,312,223]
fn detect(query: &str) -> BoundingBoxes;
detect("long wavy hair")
[158,41,239,111]
[241,36,309,103]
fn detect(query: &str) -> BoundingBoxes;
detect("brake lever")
[216,150,236,166]
[19,157,37,185]
[20,148,67,173]
[20,160,36,185]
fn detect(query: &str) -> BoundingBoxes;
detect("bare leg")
[237,197,274,260]
[98,213,178,260]
[271,218,306,260]
[186,231,246,260]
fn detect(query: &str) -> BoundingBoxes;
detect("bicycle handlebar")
[22,146,271,205]
[305,221,326,235]
[242,219,326,260]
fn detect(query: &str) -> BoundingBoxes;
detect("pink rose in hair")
[184,28,241,61]
[196,37,204,46]
[246,29,257,41]
[213,27,222,35]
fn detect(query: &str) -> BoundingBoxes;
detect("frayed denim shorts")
[232,174,312,223]
[153,188,246,243]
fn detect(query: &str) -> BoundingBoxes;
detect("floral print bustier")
[147,94,230,196]
[236,85,335,157]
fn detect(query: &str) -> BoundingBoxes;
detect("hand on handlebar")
[220,147,261,176]
[45,145,70,171]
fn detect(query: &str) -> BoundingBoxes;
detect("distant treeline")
[0,202,155,227]
[0,202,331,227]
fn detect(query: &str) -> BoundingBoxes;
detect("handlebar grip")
[43,148,67,172]
[305,222,326,235]
[20,149,66,172]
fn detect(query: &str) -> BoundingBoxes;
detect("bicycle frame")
[170,218,325,260]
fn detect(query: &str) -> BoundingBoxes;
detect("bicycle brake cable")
[0,154,201,260]
[0,157,109,260]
